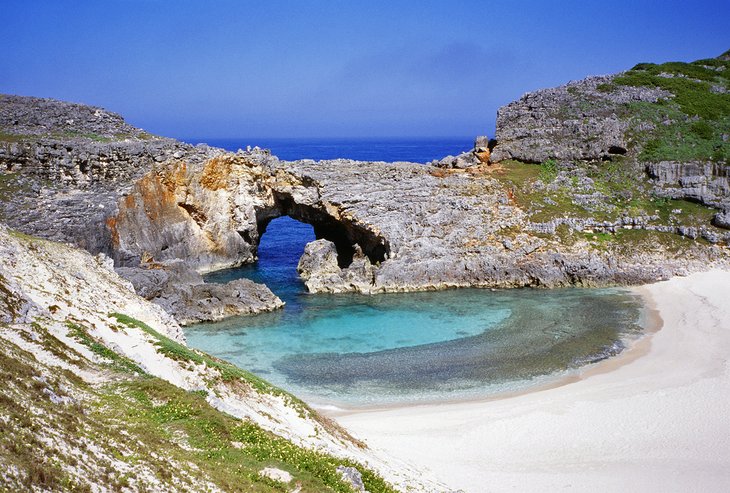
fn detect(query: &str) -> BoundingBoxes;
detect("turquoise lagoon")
[185,217,647,407]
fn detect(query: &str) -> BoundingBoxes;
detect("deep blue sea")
[183,139,647,407]
[182,137,473,163]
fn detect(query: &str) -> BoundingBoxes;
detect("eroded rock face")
[490,75,669,163]
[646,160,730,210]
[713,210,730,229]
[3,92,729,305]
[0,95,219,256]
[298,240,375,293]
[297,239,341,282]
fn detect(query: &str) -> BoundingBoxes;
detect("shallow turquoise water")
[187,217,646,406]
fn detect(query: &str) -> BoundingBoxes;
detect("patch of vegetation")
[613,56,730,163]
[538,159,558,183]
[0,338,96,492]
[491,158,723,246]
[0,130,157,143]
[0,328,394,492]
[596,82,618,93]
[602,228,704,254]
[103,378,394,493]
[0,132,35,142]
[66,320,146,375]
[108,314,280,392]
[108,313,358,447]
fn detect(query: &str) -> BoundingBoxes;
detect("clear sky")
[1,0,729,139]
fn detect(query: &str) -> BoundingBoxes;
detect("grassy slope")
[611,53,730,163]
[0,316,395,492]
[489,52,730,251]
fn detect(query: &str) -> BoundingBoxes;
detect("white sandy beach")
[333,270,730,492]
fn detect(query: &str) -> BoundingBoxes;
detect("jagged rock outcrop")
[490,75,670,163]
[490,52,730,214]
[0,95,277,324]
[646,160,730,210]
[297,240,375,293]
[3,61,730,302]
[117,262,284,325]
[713,210,730,229]
[0,94,218,253]
[137,152,724,293]
[433,135,491,168]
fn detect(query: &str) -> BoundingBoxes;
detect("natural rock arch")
[109,154,390,274]
[252,190,389,268]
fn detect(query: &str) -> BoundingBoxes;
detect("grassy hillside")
[610,51,730,163]
[0,316,395,492]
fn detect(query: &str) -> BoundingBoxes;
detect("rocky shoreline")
[2,52,730,324]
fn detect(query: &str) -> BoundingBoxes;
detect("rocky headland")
[4,53,730,306]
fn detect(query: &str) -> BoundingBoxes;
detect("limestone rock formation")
[490,75,669,163]
[474,135,491,163]
[0,95,267,324]
[646,160,730,210]
[337,465,367,492]
[0,94,218,255]
[713,210,730,229]
[490,52,730,214]
[297,239,341,284]
[3,52,730,304]
[298,240,376,293]
[117,263,284,325]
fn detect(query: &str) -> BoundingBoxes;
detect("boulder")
[336,466,367,492]
[713,210,730,229]
[474,135,491,163]
[117,262,284,325]
[297,239,341,281]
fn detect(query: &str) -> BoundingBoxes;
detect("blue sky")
[1,0,729,138]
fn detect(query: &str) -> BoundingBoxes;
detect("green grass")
[492,159,722,239]
[0,130,159,143]
[0,132,35,142]
[102,377,395,493]
[66,321,146,375]
[612,56,730,163]
[107,313,361,447]
[538,159,558,183]
[0,330,395,492]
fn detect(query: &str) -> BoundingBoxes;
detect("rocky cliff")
[491,51,730,213]
[1,52,729,303]
[0,95,284,324]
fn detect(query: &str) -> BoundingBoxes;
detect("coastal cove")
[335,271,730,492]
[185,216,652,408]
[1,44,729,491]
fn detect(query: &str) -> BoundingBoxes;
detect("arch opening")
[251,191,389,269]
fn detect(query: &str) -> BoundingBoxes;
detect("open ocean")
[182,137,474,163]
[183,138,647,407]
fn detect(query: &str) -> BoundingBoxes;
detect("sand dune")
[334,270,730,492]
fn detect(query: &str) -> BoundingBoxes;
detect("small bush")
[539,159,558,183]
